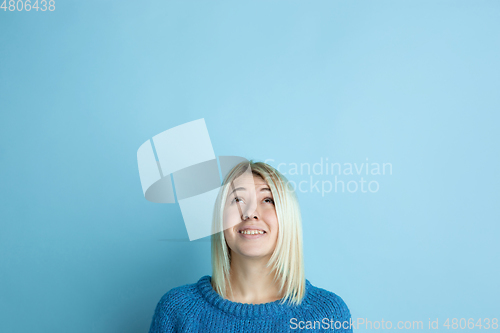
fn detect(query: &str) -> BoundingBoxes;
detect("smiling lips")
[238,228,266,237]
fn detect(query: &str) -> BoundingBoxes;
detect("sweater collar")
[196,275,312,318]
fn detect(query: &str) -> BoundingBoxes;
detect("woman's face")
[223,173,279,260]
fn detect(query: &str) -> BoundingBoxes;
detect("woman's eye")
[232,197,243,203]
[263,197,275,204]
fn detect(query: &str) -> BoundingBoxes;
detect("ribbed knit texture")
[149,275,353,332]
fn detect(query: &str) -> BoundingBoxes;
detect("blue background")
[1,1,499,332]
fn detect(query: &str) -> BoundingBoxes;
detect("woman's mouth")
[238,229,266,239]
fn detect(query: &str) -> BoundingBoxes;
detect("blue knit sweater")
[148,275,353,332]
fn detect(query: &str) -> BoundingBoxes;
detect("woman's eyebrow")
[229,187,270,195]
[229,187,246,195]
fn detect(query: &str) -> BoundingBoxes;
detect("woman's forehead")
[232,174,267,187]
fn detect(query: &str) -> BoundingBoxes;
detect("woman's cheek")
[224,212,237,227]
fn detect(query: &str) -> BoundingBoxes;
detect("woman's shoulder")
[153,276,207,312]
[304,279,352,319]
[149,276,209,332]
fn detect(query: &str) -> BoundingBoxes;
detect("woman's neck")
[226,253,283,304]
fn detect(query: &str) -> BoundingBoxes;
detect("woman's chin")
[238,249,272,260]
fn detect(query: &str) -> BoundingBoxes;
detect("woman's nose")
[242,211,259,220]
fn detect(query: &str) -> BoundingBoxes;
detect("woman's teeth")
[239,230,265,235]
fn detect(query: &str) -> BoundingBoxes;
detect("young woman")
[149,161,352,332]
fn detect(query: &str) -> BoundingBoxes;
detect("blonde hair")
[211,160,305,306]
